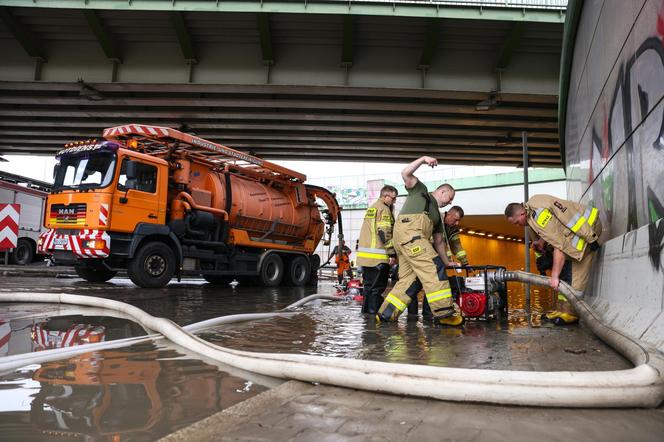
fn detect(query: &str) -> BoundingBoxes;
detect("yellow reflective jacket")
[524,194,602,261]
[356,199,395,267]
[444,224,468,265]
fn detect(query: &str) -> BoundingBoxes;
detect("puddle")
[0,341,268,441]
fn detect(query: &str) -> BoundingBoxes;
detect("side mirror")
[125,160,138,180]
[124,178,137,190]
[52,164,60,180]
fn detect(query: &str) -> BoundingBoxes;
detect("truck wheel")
[128,242,176,288]
[307,254,321,286]
[260,253,283,287]
[203,275,235,286]
[284,255,310,287]
[75,266,117,283]
[10,239,34,266]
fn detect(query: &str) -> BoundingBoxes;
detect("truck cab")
[41,141,169,284]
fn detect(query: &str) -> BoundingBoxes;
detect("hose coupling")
[490,268,511,283]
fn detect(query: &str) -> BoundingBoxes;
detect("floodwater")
[0,275,631,441]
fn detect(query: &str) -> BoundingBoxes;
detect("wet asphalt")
[0,274,634,441]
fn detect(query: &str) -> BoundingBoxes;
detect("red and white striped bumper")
[31,323,106,349]
[38,229,111,258]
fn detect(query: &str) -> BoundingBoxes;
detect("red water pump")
[458,291,487,318]
[336,278,364,303]
[448,265,507,320]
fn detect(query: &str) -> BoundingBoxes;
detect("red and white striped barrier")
[0,321,10,357]
[0,203,20,251]
[103,124,170,138]
[99,203,108,227]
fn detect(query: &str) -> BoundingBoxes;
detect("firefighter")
[443,206,469,266]
[357,185,398,314]
[376,156,463,326]
[505,195,603,325]
[407,205,468,317]
[327,240,352,284]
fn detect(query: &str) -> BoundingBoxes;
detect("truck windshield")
[53,152,116,191]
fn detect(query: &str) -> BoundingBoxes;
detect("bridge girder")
[0,4,563,166]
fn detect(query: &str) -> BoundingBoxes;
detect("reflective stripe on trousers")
[426,288,452,304]
[385,293,407,312]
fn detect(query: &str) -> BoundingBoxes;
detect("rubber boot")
[553,313,578,325]
[422,297,433,320]
[377,303,401,322]
[437,304,464,326]
[407,297,419,317]
[544,311,562,321]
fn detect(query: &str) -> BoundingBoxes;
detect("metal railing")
[320,0,567,10]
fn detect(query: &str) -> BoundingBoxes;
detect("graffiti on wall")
[586,4,664,269]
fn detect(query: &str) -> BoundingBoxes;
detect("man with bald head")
[376,156,463,326]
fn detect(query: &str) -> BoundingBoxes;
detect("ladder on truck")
[102,124,306,186]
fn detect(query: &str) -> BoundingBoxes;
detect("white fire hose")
[1,274,663,408]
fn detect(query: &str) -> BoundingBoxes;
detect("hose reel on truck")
[39,125,342,288]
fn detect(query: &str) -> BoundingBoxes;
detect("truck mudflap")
[38,229,111,258]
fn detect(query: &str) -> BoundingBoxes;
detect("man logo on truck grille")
[51,204,86,225]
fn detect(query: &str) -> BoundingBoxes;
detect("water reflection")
[1,277,629,373]
[1,313,147,357]
[0,342,267,441]
[196,282,628,372]
[507,283,556,328]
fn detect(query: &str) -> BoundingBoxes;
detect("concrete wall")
[565,0,664,352]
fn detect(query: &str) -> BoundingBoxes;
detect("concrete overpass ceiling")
[0,2,564,166]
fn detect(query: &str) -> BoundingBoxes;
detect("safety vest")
[525,194,602,261]
[444,223,468,265]
[356,199,395,267]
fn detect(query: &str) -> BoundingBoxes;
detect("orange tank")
[185,163,322,246]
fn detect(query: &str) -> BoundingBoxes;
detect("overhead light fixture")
[78,79,104,101]
[487,234,493,237]
[497,235,504,239]
[468,230,476,234]
[477,232,486,236]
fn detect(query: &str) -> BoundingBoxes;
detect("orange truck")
[38,124,341,288]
